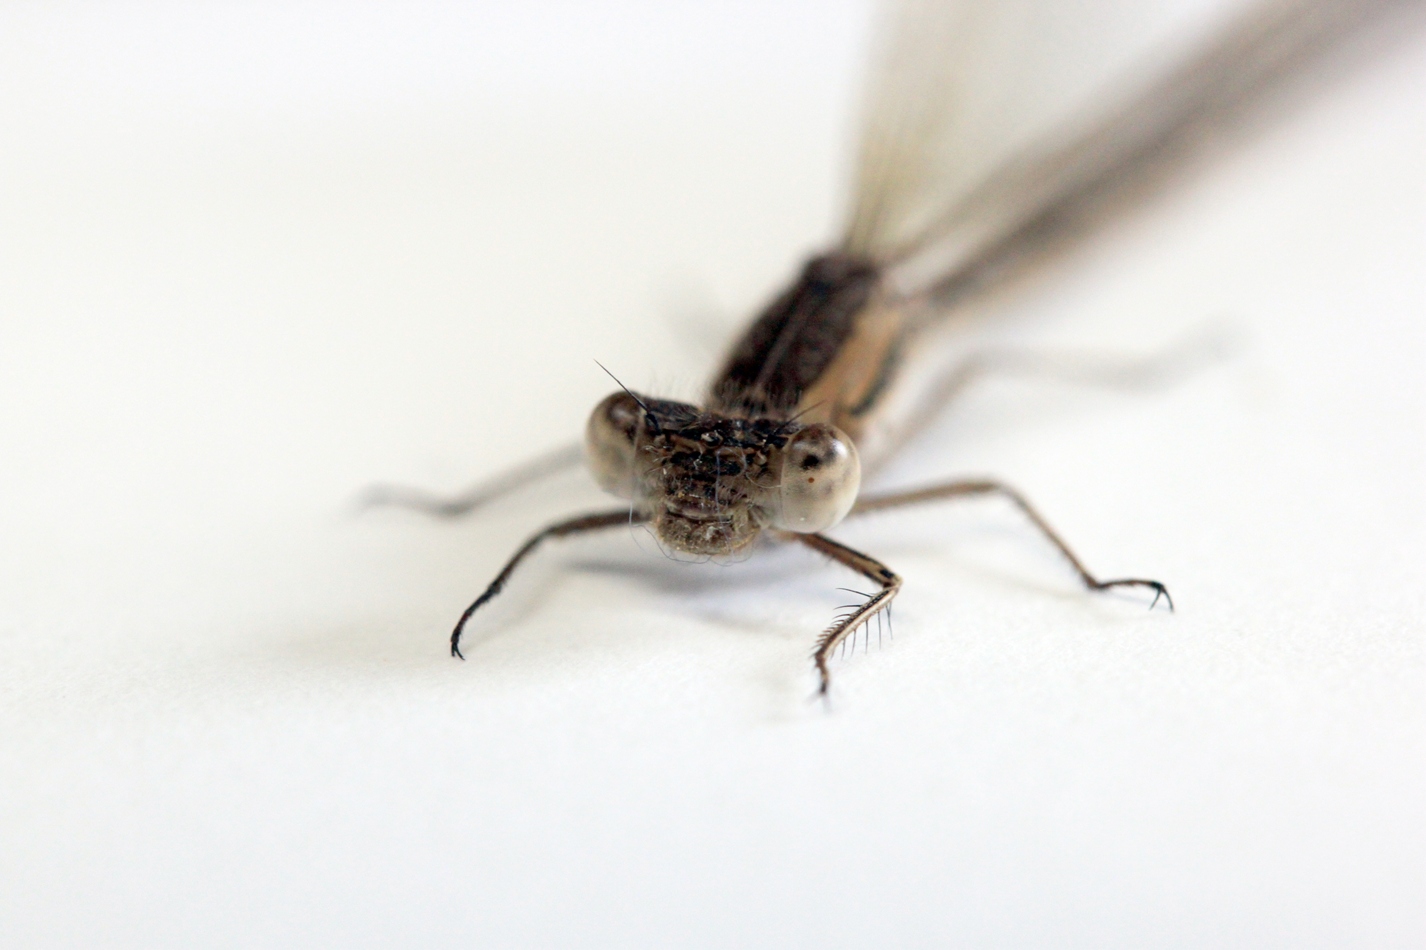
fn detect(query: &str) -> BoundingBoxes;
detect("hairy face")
[586,392,860,557]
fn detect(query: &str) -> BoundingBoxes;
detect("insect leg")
[853,480,1171,610]
[793,532,902,697]
[870,326,1230,463]
[361,442,584,518]
[451,508,642,658]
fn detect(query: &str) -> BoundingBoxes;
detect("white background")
[1,2,1422,947]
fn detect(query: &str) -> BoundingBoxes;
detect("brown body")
[583,252,904,561]
[424,0,1411,694]
[710,253,905,454]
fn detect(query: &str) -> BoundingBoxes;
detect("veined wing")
[844,0,1425,305]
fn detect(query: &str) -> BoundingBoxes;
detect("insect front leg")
[792,532,903,697]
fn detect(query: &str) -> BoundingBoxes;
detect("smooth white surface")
[1,3,1422,947]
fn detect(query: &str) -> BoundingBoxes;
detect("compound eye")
[585,391,643,498]
[771,423,860,533]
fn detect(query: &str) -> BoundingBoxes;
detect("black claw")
[1098,578,1174,612]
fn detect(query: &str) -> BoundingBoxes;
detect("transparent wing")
[844,0,1423,299]
[844,0,1236,261]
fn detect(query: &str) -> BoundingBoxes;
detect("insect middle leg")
[450,508,643,658]
[852,480,1172,610]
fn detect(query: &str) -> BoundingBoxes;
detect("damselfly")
[371,0,1421,695]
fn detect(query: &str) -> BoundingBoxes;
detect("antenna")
[594,360,660,433]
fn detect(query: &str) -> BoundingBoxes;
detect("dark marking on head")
[627,396,799,556]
